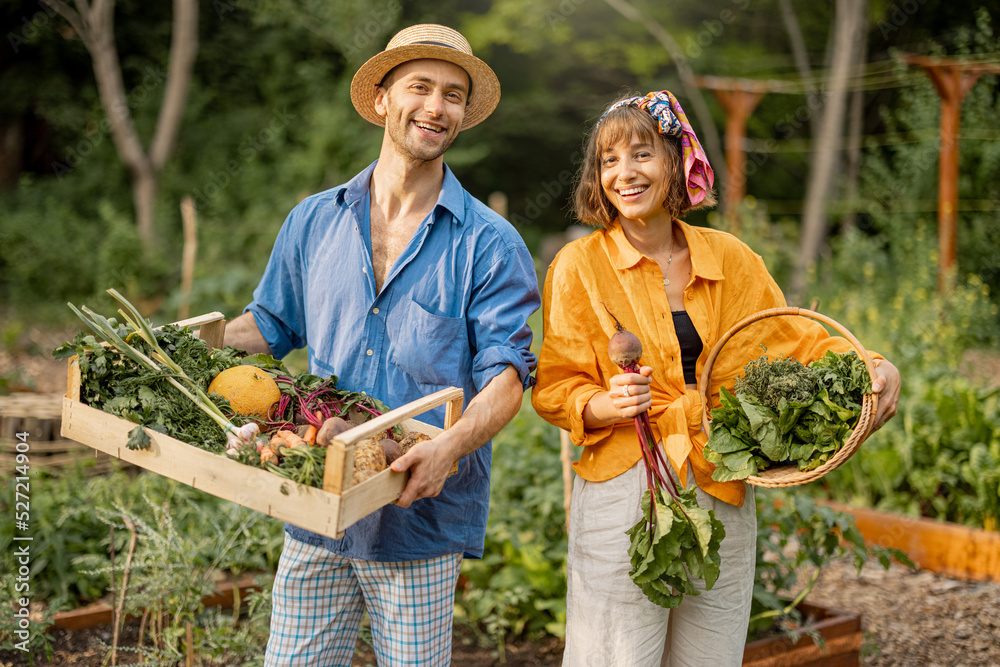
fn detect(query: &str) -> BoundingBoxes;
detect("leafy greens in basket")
[703,350,871,482]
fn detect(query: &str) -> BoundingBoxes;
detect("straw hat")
[350,24,500,130]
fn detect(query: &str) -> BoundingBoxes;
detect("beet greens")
[604,307,726,608]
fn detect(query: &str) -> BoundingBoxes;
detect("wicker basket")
[697,307,879,488]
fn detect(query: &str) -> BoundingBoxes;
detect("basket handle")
[697,307,879,436]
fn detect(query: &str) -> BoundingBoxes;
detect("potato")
[316,416,352,447]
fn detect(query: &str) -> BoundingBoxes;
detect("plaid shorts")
[264,533,463,667]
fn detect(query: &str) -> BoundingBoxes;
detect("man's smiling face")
[375,59,470,163]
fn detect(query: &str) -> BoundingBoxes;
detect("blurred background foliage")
[0,0,997,328]
[2,0,997,535]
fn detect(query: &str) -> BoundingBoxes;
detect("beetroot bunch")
[605,307,725,608]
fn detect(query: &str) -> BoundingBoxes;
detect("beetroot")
[604,305,643,370]
[380,438,403,464]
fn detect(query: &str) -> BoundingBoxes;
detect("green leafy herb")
[626,486,725,608]
[127,425,151,451]
[704,350,872,481]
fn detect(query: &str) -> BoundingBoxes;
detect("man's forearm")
[390,364,525,507]
[441,364,524,461]
[223,312,272,355]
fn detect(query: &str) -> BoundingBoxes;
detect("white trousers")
[562,461,756,667]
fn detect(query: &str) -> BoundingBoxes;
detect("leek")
[68,289,259,448]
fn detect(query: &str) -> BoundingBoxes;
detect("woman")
[531,91,900,666]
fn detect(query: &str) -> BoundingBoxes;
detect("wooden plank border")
[742,602,862,666]
[51,576,264,631]
[823,502,1000,583]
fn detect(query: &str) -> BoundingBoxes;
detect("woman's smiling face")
[599,134,672,224]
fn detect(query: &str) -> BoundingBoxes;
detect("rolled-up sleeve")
[531,254,615,447]
[467,242,540,392]
[245,208,308,359]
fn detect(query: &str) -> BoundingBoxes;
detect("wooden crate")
[60,313,464,539]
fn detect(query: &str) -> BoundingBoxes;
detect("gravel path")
[807,556,1000,666]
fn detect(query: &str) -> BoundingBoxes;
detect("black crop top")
[671,310,703,385]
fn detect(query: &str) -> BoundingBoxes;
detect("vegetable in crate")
[703,349,871,482]
[352,437,388,485]
[208,366,282,419]
[55,290,394,491]
[59,289,263,453]
[605,308,726,609]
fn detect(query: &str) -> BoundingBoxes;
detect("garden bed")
[823,502,1000,583]
[50,576,263,631]
[742,602,861,667]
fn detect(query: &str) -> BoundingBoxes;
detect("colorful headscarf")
[597,91,715,207]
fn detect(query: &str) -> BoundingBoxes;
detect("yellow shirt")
[531,220,878,507]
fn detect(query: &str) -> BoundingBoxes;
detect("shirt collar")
[341,160,467,226]
[606,217,725,282]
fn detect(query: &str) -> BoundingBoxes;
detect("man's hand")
[389,433,459,508]
[390,365,523,508]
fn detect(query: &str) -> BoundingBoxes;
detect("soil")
[806,556,1000,667]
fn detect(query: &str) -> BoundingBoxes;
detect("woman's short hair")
[572,104,717,228]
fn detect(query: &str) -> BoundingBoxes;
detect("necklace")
[662,228,675,287]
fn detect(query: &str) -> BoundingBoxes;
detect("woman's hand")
[583,366,654,427]
[870,359,901,431]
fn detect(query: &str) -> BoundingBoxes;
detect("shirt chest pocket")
[387,296,472,389]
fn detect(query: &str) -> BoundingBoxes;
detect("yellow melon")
[208,365,281,419]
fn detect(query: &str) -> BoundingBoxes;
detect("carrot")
[304,413,319,445]
[285,435,308,449]
[260,447,278,466]
[269,432,290,449]
[271,429,308,451]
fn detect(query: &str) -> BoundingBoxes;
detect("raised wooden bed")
[0,392,126,474]
[823,502,1000,583]
[51,576,264,631]
[742,602,862,667]
[60,312,465,539]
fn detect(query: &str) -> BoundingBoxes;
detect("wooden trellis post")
[695,77,793,230]
[904,56,1000,294]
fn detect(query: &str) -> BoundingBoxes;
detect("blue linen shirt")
[246,161,540,561]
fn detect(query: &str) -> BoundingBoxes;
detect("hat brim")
[350,44,500,130]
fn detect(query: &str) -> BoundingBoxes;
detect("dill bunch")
[734,352,817,411]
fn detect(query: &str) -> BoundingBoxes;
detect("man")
[223,24,540,666]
